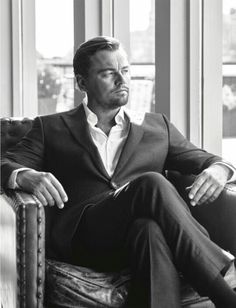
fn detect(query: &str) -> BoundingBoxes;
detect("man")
[1,36,236,307]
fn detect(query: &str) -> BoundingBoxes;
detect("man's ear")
[76,75,87,92]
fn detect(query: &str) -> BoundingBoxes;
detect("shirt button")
[110,181,119,190]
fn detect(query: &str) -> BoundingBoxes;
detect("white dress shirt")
[82,102,130,177]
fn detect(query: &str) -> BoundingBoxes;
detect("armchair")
[1,117,236,308]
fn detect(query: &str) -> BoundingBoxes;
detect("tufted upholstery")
[1,118,33,155]
[1,117,236,308]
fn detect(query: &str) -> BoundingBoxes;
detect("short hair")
[73,36,121,79]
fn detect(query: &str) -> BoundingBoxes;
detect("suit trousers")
[71,172,231,308]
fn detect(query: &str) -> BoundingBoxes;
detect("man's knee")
[132,172,170,192]
[126,172,184,216]
[132,172,173,197]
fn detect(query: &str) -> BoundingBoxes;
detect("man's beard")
[110,91,129,107]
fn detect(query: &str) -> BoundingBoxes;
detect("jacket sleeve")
[162,114,223,174]
[1,117,45,188]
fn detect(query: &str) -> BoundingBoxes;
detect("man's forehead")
[90,48,129,68]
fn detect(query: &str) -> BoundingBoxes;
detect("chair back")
[1,118,33,155]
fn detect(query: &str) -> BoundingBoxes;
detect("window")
[35,0,74,115]
[129,0,155,113]
[222,0,236,166]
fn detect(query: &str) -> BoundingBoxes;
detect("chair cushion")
[45,259,214,308]
[45,259,130,308]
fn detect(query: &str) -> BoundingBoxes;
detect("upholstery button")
[110,181,119,190]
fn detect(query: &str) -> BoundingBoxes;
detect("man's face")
[84,48,130,111]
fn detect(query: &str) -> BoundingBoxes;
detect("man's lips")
[113,87,129,94]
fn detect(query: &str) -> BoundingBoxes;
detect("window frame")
[155,0,190,139]
[12,0,37,117]
[202,0,223,156]
[155,0,223,155]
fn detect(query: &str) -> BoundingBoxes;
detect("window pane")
[35,0,74,115]
[222,0,236,166]
[129,0,155,113]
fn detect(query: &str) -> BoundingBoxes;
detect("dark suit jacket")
[1,105,221,261]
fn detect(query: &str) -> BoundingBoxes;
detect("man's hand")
[16,169,68,209]
[187,164,231,206]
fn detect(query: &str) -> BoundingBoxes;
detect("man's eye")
[102,71,114,77]
[122,69,129,74]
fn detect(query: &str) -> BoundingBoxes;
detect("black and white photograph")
[1,1,236,307]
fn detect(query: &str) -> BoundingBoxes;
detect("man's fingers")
[34,181,64,208]
[188,175,208,202]
[196,185,217,205]
[45,184,65,209]
[210,186,223,202]
[40,186,55,206]
[189,182,212,206]
[44,173,68,208]
[200,186,223,205]
[189,182,224,206]
[35,191,48,206]
[49,174,68,202]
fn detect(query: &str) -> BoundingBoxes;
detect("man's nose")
[115,71,126,85]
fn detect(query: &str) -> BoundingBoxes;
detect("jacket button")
[110,181,118,190]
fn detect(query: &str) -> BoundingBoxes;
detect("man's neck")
[87,104,121,135]
[96,113,118,136]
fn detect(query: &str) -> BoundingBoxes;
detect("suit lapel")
[61,105,110,178]
[113,122,144,177]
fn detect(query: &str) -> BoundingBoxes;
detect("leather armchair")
[1,117,236,308]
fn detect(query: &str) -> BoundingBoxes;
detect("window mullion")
[113,0,130,57]
[202,0,222,155]
[21,0,37,117]
[188,0,202,147]
[11,0,23,116]
[101,0,113,36]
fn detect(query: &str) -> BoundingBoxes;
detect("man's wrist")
[211,162,236,183]
[8,168,32,189]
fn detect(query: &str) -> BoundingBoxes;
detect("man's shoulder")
[125,108,167,128]
[39,106,81,122]
[144,111,167,123]
[32,106,84,134]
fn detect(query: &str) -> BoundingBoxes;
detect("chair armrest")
[168,171,236,257]
[0,190,45,308]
